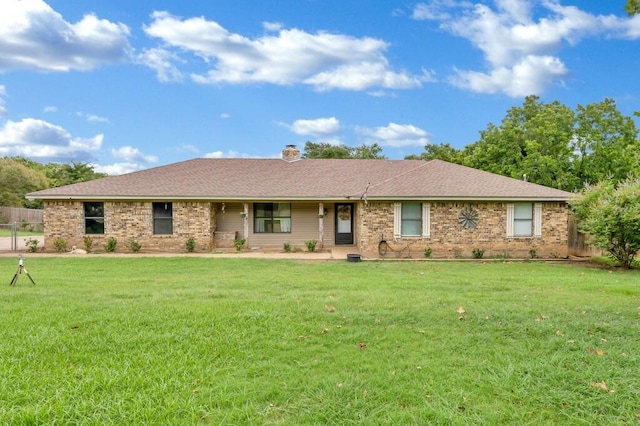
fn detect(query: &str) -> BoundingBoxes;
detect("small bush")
[185,237,196,253]
[424,247,433,258]
[472,248,485,259]
[104,237,117,253]
[83,236,94,252]
[24,237,39,253]
[53,237,68,252]
[529,249,537,259]
[129,239,142,253]
[305,240,318,252]
[283,242,292,253]
[234,238,246,252]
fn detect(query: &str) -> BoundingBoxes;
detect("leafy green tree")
[0,158,49,208]
[44,162,107,187]
[302,141,386,159]
[462,96,577,190]
[456,96,639,191]
[625,0,640,15]
[572,98,640,186]
[404,143,463,163]
[571,178,640,268]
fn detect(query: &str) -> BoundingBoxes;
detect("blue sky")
[0,0,638,174]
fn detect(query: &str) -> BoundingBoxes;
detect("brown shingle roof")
[27,158,572,201]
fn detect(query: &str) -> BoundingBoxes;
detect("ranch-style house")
[27,145,572,258]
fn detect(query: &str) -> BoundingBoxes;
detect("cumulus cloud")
[142,11,426,91]
[288,117,341,137]
[93,162,146,175]
[412,0,640,96]
[111,146,158,163]
[204,150,251,158]
[0,84,6,116]
[0,0,132,72]
[0,118,102,161]
[356,123,430,148]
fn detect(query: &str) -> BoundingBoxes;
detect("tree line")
[0,158,106,209]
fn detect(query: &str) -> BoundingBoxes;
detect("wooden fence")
[567,215,601,257]
[0,207,43,224]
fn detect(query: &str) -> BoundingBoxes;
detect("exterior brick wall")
[357,201,568,259]
[42,201,215,253]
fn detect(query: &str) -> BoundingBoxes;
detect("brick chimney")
[282,144,301,162]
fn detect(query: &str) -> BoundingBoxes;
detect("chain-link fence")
[0,222,45,252]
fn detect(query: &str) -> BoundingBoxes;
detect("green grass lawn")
[1,257,638,425]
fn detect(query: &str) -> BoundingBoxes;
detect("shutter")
[393,202,402,239]
[506,203,514,238]
[422,203,430,238]
[534,203,542,238]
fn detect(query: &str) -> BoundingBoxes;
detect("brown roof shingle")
[27,158,572,201]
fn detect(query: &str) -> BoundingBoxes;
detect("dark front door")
[335,203,354,245]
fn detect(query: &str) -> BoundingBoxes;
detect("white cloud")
[288,117,340,137]
[137,47,184,83]
[43,106,58,113]
[181,144,200,154]
[219,113,231,119]
[204,150,251,158]
[0,0,132,72]
[93,162,146,175]
[142,11,425,91]
[0,85,6,116]
[356,122,430,148]
[0,118,102,161]
[413,0,640,97]
[111,146,158,163]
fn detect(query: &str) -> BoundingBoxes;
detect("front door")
[335,203,354,245]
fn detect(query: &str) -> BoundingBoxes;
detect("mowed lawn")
[1,257,638,425]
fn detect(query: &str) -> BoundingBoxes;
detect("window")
[153,202,173,235]
[507,203,542,238]
[84,202,104,234]
[394,202,430,238]
[254,203,291,233]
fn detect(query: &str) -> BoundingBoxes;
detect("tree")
[625,0,640,15]
[44,162,108,187]
[302,141,386,159]
[572,98,640,186]
[451,96,639,191]
[571,178,640,269]
[0,158,49,208]
[404,143,463,163]
[462,96,577,190]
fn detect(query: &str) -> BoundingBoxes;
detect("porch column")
[318,203,324,249]
[243,202,249,239]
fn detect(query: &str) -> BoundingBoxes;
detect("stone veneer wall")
[357,201,568,258]
[43,201,216,252]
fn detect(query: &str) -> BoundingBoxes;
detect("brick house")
[27,145,572,258]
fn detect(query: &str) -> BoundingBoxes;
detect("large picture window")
[153,202,173,235]
[254,203,291,233]
[84,202,104,234]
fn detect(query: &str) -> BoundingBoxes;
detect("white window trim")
[393,202,430,239]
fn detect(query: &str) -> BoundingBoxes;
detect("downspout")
[243,202,249,241]
[318,203,324,249]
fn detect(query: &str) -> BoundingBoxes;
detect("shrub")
[305,240,318,252]
[53,237,68,252]
[185,237,196,253]
[104,237,117,253]
[24,237,39,253]
[83,236,93,252]
[129,239,142,253]
[472,248,485,259]
[529,249,537,259]
[424,247,433,258]
[283,242,292,253]
[234,238,246,252]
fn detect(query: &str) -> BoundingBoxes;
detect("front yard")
[1,258,638,424]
